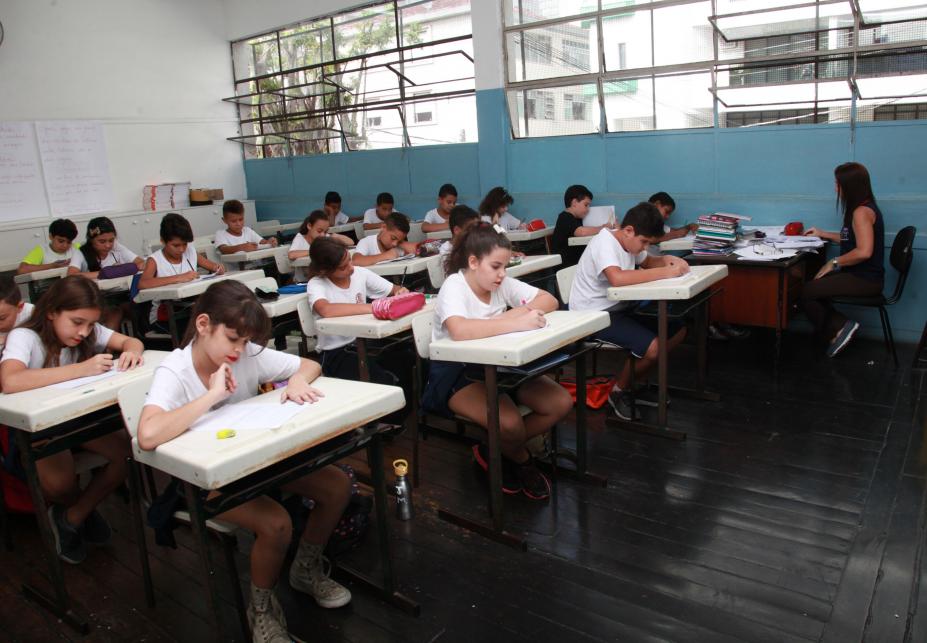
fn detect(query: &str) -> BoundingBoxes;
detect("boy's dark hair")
[564,185,593,208]
[49,219,78,241]
[307,237,350,279]
[182,280,270,347]
[384,212,410,234]
[160,212,194,243]
[445,222,512,275]
[222,199,245,216]
[478,186,514,217]
[0,275,22,306]
[648,192,676,211]
[438,183,458,198]
[621,202,665,238]
[324,191,342,205]
[300,210,329,235]
[376,192,394,206]
[80,217,117,272]
[449,204,480,231]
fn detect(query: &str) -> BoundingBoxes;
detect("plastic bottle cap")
[393,458,408,476]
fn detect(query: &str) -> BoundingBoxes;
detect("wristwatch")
[831,258,840,272]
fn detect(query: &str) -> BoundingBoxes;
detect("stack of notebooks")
[143,182,191,211]
[692,213,749,256]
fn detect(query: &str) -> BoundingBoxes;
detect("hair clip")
[89,227,101,236]
[493,223,506,235]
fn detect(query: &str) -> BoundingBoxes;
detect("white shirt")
[363,208,383,226]
[569,228,648,312]
[355,234,405,258]
[69,242,139,272]
[481,212,522,231]
[307,267,394,351]
[214,226,263,249]
[438,241,453,256]
[1,323,113,369]
[146,246,200,323]
[0,303,35,348]
[423,209,449,225]
[290,233,310,253]
[144,343,300,413]
[432,271,539,343]
[334,212,349,226]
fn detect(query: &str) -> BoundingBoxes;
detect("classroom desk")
[259,292,304,318]
[505,254,562,281]
[425,229,452,240]
[329,223,355,235]
[15,266,68,300]
[256,221,302,236]
[134,270,264,345]
[429,310,609,548]
[365,255,433,279]
[607,265,728,439]
[314,302,436,486]
[687,252,823,361]
[0,351,168,632]
[567,233,693,251]
[219,245,288,272]
[132,378,417,636]
[97,274,135,292]
[567,234,593,247]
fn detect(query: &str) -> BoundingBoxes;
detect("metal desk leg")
[412,352,422,488]
[775,267,784,373]
[183,482,229,641]
[336,434,420,615]
[436,365,527,550]
[575,351,587,475]
[669,298,721,403]
[14,432,89,634]
[166,301,180,348]
[356,338,370,382]
[127,458,155,608]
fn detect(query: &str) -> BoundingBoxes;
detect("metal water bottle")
[392,459,413,521]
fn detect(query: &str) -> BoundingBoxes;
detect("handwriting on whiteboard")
[0,122,48,222]
[35,121,115,217]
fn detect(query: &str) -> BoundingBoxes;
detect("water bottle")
[392,459,413,521]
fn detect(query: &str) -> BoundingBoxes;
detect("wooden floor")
[2,331,926,642]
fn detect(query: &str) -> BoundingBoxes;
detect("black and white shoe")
[827,320,860,358]
[607,389,641,421]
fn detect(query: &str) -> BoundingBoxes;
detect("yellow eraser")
[216,429,236,440]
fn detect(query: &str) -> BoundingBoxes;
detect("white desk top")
[14,267,68,284]
[291,256,310,268]
[329,223,355,234]
[424,229,452,240]
[256,221,301,235]
[366,255,433,277]
[220,245,289,264]
[607,264,728,302]
[98,275,135,292]
[506,227,554,242]
[506,254,561,279]
[133,269,264,303]
[567,234,593,247]
[315,301,435,339]
[132,377,405,489]
[261,292,304,318]
[429,310,608,367]
[658,234,695,251]
[0,350,169,432]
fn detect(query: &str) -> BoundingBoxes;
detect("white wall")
[0,0,246,214]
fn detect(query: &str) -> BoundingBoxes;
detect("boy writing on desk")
[650,192,697,243]
[421,183,458,233]
[353,213,417,266]
[215,199,278,254]
[569,202,689,421]
[17,219,80,274]
[362,192,395,231]
[551,184,601,267]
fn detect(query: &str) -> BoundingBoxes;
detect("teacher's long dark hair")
[835,162,876,229]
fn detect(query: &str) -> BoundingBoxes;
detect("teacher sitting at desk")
[801,162,884,358]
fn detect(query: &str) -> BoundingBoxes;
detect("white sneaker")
[827,320,860,357]
[289,544,352,609]
[247,584,292,643]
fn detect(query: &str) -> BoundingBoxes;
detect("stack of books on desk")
[692,213,741,256]
[143,182,192,211]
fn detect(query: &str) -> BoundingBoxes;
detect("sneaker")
[79,509,112,545]
[630,385,668,408]
[517,460,551,501]
[719,323,751,339]
[708,324,729,341]
[827,320,860,358]
[247,600,292,643]
[607,389,641,422]
[472,444,522,494]
[47,505,86,565]
[289,551,352,609]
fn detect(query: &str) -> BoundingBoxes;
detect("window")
[228,0,476,158]
[503,1,927,138]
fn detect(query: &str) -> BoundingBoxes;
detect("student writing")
[17,219,80,274]
[352,212,417,266]
[550,184,602,267]
[479,186,523,231]
[362,192,395,231]
[421,183,458,233]
[288,210,354,281]
[215,199,278,254]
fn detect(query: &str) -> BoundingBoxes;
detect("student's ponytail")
[300,210,328,236]
[444,222,512,275]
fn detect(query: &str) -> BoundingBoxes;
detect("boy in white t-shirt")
[362,192,395,231]
[353,213,418,266]
[323,191,353,226]
[421,183,458,233]
[438,204,481,258]
[17,219,80,275]
[569,202,690,421]
[0,276,34,350]
[215,199,278,254]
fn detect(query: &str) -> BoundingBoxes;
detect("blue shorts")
[594,310,684,359]
[421,361,486,419]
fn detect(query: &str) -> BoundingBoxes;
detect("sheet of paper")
[49,369,121,390]
[734,246,798,262]
[196,272,221,281]
[376,254,415,264]
[743,225,785,237]
[654,272,699,284]
[35,121,115,216]
[496,317,550,339]
[0,122,49,222]
[188,400,309,433]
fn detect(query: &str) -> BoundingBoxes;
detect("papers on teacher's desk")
[188,400,309,434]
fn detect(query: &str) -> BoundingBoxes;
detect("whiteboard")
[0,122,49,222]
[35,121,115,217]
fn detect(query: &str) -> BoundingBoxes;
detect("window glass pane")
[509,83,599,137]
[279,19,334,72]
[603,10,651,71]
[604,77,654,131]
[507,20,598,82]
[399,0,473,43]
[334,5,398,60]
[653,2,713,66]
[654,73,713,129]
[233,33,279,81]
[505,0,593,26]
[409,95,478,145]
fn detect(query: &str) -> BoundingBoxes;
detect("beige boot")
[289,540,352,608]
[246,583,292,643]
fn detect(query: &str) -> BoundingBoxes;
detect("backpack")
[0,426,34,514]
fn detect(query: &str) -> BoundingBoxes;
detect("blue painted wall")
[245,88,926,343]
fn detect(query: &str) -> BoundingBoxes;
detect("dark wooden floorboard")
[2,335,926,642]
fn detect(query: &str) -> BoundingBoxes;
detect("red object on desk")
[525,219,546,232]
[784,221,804,236]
